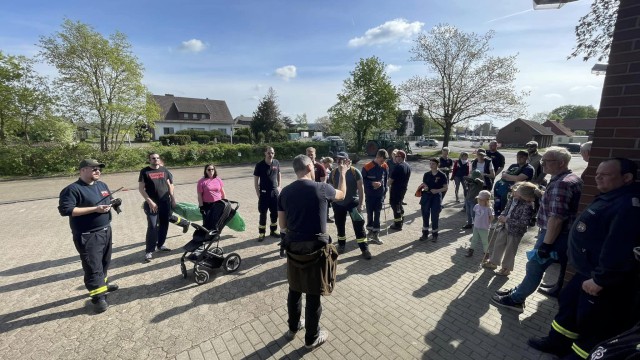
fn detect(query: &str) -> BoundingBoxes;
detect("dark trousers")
[333,202,367,250]
[453,176,468,201]
[144,200,171,253]
[365,196,383,232]
[547,273,637,359]
[389,189,407,228]
[420,194,442,232]
[72,226,112,298]
[288,289,322,346]
[258,191,278,234]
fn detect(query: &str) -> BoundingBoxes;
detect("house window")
[514,126,520,133]
[163,127,174,135]
[201,114,207,119]
[217,128,227,134]
[183,113,188,119]
[192,113,198,119]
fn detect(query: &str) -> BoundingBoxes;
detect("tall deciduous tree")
[39,19,159,152]
[399,24,528,147]
[328,56,399,151]
[412,105,425,136]
[0,52,25,144]
[570,0,619,62]
[294,113,308,131]
[251,87,283,143]
[550,105,598,120]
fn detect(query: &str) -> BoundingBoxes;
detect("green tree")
[251,87,283,143]
[550,105,598,120]
[314,116,332,135]
[396,110,409,136]
[399,24,528,147]
[294,113,308,130]
[412,105,425,136]
[0,52,25,144]
[570,0,619,62]
[39,19,160,152]
[328,56,399,151]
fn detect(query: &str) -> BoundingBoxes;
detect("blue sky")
[1,0,604,127]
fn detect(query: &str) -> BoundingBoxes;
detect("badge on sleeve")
[576,221,587,232]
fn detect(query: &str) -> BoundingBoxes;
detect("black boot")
[169,214,191,233]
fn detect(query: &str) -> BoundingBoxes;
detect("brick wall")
[581,0,640,208]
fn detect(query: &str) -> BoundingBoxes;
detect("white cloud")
[569,85,600,92]
[544,93,563,99]
[179,39,207,53]
[275,65,297,81]
[385,64,402,73]
[348,18,424,47]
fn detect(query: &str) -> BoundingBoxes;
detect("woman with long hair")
[197,164,226,216]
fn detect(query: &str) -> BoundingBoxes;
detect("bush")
[195,135,210,144]
[159,135,191,146]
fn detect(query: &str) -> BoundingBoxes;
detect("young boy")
[462,170,485,229]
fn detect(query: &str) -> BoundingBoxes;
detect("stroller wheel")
[180,262,188,279]
[223,253,241,273]
[210,247,223,256]
[194,269,209,285]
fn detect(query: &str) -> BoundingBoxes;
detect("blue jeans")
[465,199,475,225]
[510,229,569,303]
[144,200,171,253]
[420,194,442,232]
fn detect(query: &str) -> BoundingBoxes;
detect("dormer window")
[183,113,188,119]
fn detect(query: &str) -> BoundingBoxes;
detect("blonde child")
[483,182,540,276]
[465,190,494,257]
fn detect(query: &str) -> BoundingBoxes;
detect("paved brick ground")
[0,154,586,359]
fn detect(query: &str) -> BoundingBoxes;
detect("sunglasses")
[91,168,102,172]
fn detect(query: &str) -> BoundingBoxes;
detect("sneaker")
[284,319,305,341]
[495,288,512,296]
[144,252,153,262]
[537,286,560,298]
[107,283,119,292]
[258,233,266,242]
[157,246,171,252]
[431,233,438,243]
[461,223,473,229]
[494,268,511,276]
[269,231,280,237]
[482,261,497,270]
[326,218,334,223]
[490,294,524,313]
[465,248,474,257]
[305,330,329,349]
[369,232,383,245]
[92,297,108,314]
[337,244,346,255]
[362,249,372,260]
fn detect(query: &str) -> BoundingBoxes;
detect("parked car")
[415,139,439,147]
[558,143,581,153]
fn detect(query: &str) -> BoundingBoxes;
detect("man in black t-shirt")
[254,146,281,241]
[485,140,505,183]
[389,150,411,230]
[59,159,118,313]
[278,154,347,350]
[138,153,176,262]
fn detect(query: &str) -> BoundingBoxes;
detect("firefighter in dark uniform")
[528,158,640,360]
[254,146,281,241]
[58,159,119,313]
[361,149,389,244]
[389,150,411,230]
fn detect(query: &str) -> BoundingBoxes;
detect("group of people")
[58,141,640,359]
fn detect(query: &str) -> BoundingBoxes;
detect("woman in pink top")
[197,164,226,216]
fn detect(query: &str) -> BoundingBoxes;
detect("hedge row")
[0,141,331,177]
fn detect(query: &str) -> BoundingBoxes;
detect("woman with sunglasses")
[197,164,226,217]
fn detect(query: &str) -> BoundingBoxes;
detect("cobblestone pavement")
[0,154,587,359]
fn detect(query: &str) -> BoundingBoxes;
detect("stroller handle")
[227,199,239,211]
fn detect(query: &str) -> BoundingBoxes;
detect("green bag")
[226,212,246,232]
[173,202,203,222]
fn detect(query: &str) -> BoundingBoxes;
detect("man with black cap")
[328,152,371,259]
[389,150,411,230]
[58,159,118,313]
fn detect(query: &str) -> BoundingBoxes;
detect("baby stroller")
[180,199,242,285]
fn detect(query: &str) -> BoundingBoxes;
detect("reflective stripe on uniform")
[259,225,266,229]
[337,236,346,241]
[356,237,367,243]
[571,343,589,359]
[552,320,579,339]
[89,285,108,297]
[394,217,402,221]
[270,222,277,226]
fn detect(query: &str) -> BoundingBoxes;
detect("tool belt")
[285,233,337,296]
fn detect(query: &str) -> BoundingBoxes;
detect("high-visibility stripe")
[89,285,108,297]
[259,225,266,229]
[552,320,579,339]
[270,222,277,226]
[571,343,589,359]
[394,217,402,221]
[337,236,346,241]
[356,237,367,243]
